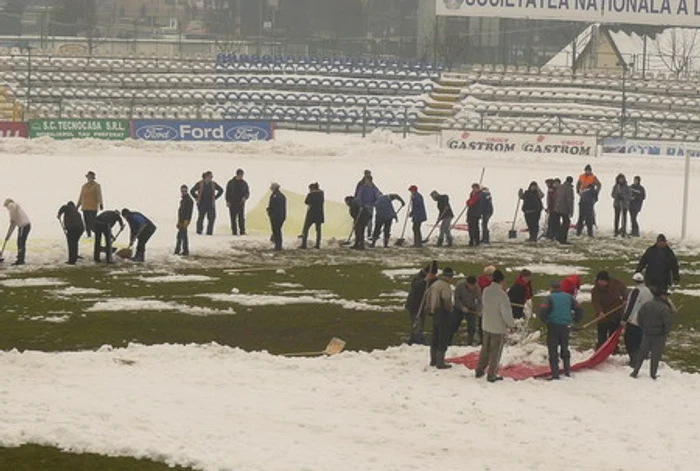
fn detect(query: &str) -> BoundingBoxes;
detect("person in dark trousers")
[544,178,557,240]
[591,271,629,350]
[355,174,381,239]
[629,176,646,237]
[267,183,286,251]
[57,201,85,265]
[225,168,250,236]
[77,170,103,238]
[405,263,437,345]
[93,210,124,263]
[190,171,224,235]
[425,267,455,369]
[622,272,654,367]
[429,190,454,247]
[450,275,482,346]
[466,183,482,246]
[476,270,515,382]
[480,187,493,244]
[4,199,31,266]
[372,193,405,248]
[408,185,426,247]
[539,280,583,380]
[611,173,632,237]
[519,181,544,242]
[553,177,574,244]
[508,269,533,319]
[576,164,602,237]
[122,208,157,262]
[345,196,371,250]
[630,288,673,380]
[301,182,324,249]
[636,234,680,292]
[175,184,194,256]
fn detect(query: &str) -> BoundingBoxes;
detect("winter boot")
[563,357,571,377]
[429,346,437,367]
[436,351,452,369]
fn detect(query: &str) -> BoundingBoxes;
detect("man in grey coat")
[630,288,673,380]
[553,176,574,245]
[611,173,632,237]
[476,270,515,382]
[449,275,482,346]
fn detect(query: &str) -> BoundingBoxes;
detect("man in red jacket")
[466,183,482,247]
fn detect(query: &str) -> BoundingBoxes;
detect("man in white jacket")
[3,199,31,266]
[476,270,515,382]
[622,272,654,366]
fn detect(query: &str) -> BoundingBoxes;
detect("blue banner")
[131,120,274,142]
[602,137,700,157]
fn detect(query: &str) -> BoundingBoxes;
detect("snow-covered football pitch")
[0,131,699,471]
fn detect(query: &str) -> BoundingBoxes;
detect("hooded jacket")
[520,187,544,214]
[480,188,493,217]
[611,176,632,210]
[554,181,574,217]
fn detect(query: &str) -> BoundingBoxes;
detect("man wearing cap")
[636,234,680,292]
[630,288,673,380]
[408,185,426,247]
[591,271,629,349]
[622,273,654,366]
[267,183,286,251]
[77,171,104,238]
[576,164,601,237]
[539,281,583,379]
[3,199,31,266]
[553,176,574,244]
[425,267,455,369]
[477,270,515,382]
[405,263,436,345]
[225,168,250,236]
[175,184,194,256]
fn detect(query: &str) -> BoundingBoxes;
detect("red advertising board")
[0,122,28,138]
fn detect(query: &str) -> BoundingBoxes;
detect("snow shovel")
[341,207,365,247]
[508,196,522,239]
[450,167,486,231]
[395,199,412,247]
[57,216,67,235]
[422,207,448,244]
[580,305,624,330]
[283,337,347,357]
[0,236,8,263]
[115,246,133,260]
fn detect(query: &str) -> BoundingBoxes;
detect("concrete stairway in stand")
[413,76,466,134]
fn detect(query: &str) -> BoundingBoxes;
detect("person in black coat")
[93,210,124,263]
[636,234,680,292]
[190,171,224,235]
[519,181,544,242]
[345,196,371,250]
[267,183,287,251]
[175,184,194,256]
[57,201,85,264]
[225,168,250,236]
[301,182,324,249]
[122,208,157,262]
[629,176,646,237]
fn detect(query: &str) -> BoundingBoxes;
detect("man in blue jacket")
[121,208,157,262]
[371,193,405,248]
[408,185,426,248]
[267,183,286,251]
[539,280,583,380]
[355,175,381,239]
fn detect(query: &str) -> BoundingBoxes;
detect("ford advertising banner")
[602,137,700,157]
[0,122,28,138]
[131,120,274,142]
[442,130,596,156]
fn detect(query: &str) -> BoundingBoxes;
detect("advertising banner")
[436,0,700,27]
[131,120,274,142]
[602,137,700,157]
[442,130,596,155]
[0,122,28,138]
[28,119,130,140]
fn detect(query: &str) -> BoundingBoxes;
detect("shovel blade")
[508,230,518,239]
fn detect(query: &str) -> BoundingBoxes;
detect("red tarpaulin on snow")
[447,327,623,380]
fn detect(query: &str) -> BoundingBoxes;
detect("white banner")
[442,130,597,155]
[437,0,700,27]
[602,137,700,157]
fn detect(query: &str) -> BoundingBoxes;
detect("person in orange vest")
[575,164,602,237]
[190,171,224,236]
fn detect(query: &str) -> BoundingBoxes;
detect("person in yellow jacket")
[76,171,104,238]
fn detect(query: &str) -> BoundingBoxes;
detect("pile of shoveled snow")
[0,342,698,471]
